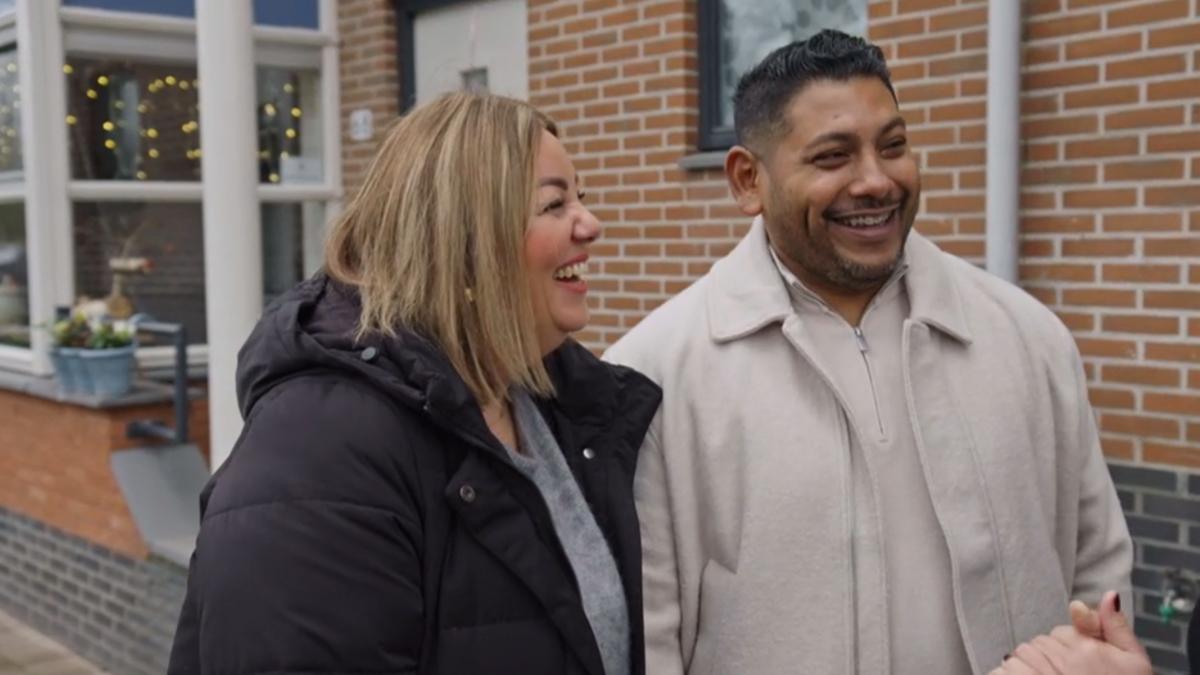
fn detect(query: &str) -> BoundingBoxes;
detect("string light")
[283,83,294,93]
[263,103,276,117]
[165,75,177,86]
[146,128,158,139]
[268,172,280,183]
[291,107,301,118]
[136,170,147,180]
[104,139,116,149]
[62,64,74,75]
[285,128,296,139]
[86,89,98,99]
[66,114,76,125]
[97,75,109,86]
[178,80,189,90]
[148,148,159,158]
[136,103,147,114]
[102,121,115,131]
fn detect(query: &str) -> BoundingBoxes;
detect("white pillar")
[17,0,72,376]
[196,1,261,469]
[985,1,1022,283]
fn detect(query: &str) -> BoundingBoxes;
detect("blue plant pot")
[51,348,81,393]
[53,347,94,394]
[78,345,136,398]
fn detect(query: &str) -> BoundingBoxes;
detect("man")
[605,30,1132,674]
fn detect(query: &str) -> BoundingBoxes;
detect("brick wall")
[529,0,731,347]
[0,505,186,675]
[339,0,402,200]
[1110,461,1200,673]
[0,389,209,558]
[868,0,1200,470]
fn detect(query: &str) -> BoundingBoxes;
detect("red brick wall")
[344,1,1199,471]
[528,0,733,346]
[525,0,1199,470]
[0,390,209,557]
[339,0,402,199]
[868,0,1199,469]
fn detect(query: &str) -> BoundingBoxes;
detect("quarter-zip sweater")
[770,249,971,674]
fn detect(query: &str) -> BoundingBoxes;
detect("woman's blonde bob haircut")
[325,92,559,405]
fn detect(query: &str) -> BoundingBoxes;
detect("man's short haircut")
[733,29,896,153]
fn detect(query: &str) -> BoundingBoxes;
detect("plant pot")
[78,345,136,398]
[51,347,91,394]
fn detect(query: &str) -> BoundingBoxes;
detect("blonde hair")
[325,92,558,405]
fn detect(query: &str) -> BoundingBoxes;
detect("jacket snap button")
[360,346,378,362]
[458,484,476,503]
[582,448,596,460]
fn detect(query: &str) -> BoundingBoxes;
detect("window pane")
[66,58,201,181]
[0,44,21,177]
[718,0,867,128]
[61,1,319,29]
[257,66,322,185]
[72,201,207,344]
[0,201,28,348]
[262,202,325,306]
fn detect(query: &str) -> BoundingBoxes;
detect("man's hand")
[987,591,1151,675]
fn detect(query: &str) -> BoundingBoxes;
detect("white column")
[985,1,1022,283]
[196,1,261,469]
[17,0,71,376]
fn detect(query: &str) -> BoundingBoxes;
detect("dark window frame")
[696,0,734,151]
[394,0,477,113]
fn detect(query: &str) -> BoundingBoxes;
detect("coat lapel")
[903,321,1013,672]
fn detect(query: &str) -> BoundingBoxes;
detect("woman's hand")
[988,591,1152,675]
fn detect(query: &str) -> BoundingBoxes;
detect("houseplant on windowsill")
[50,314,137,398]
[79,320,137,397]
[49,313,92,394]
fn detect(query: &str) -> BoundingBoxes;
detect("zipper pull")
[853,326,869,353]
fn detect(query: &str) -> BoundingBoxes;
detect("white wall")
[414,0,527,104]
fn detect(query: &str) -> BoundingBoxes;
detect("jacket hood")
[236,274,661,455]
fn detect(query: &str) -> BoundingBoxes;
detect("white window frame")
[3,0,341,375]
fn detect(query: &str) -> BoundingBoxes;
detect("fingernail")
[1003,653,1010,662]
[1114,593,1121,613]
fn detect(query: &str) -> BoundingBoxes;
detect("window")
[0,200,26,348]
[0,0,338,375]
[66,58,201,182]
[697,0,867,150]
[60,0,319,29]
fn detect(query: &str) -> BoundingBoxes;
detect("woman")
[167,93,661,675]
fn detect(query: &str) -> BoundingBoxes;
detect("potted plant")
[49,313,92,394]
[77,320,137,397]
[49,314,137,397]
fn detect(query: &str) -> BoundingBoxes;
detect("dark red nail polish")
[1114,594,1121,613]
[1003,653,1010,661]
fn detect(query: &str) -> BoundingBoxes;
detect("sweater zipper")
[853,326,886,439]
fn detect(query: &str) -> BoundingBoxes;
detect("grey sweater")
[504,388,631,675]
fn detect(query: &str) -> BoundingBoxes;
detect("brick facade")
[339,0,403,199]
[0,505,185,675]
[0,389,209,559]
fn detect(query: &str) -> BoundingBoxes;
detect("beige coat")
[605,219,1132,674]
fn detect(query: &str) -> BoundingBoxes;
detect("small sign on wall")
[349,108,374,141]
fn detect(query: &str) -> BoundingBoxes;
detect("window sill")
[677,150,726,171]
[0,369,203,410]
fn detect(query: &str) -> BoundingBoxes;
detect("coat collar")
[706,216,973,345]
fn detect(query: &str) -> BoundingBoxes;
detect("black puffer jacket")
[167,275,661,675]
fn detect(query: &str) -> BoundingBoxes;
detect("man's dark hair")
[733,29,895,152]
